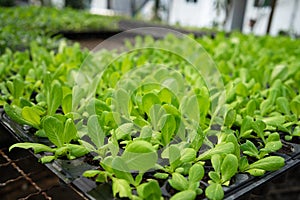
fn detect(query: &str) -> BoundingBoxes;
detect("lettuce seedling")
[205,154,238,200]
[9,115,87,163]
[168,163,204,200]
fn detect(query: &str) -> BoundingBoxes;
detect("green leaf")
[149,104,165,131]
[211,154,222,174]
[158,88,173,104]
[198,142,234,160]
[62,93,72,114]
[235,82,248,97]
[161,145,181,169]
[252,119,266,142]
[246,169,266,176]
[290,99,300,117]
[180,95,200,123]
[9,142,54,153]
[142,93,161,115]
[239,156,249,172]
[137,180,162,200]
[112,178,132,198]
[240,116,253,136]
[188,163,204,183]
[154,173,169,179]
[21,106,41,128]
[246,99,256,116]
[221,154,238,183]
[115,123,134,141]
[276,97,290,115]
[40,156,56,163]
[112,157,135,185]
[63,118,77,144]
[180,148,196,163]
[224,109,236,128]
[48,80,62,115]
[205,183,224,200]
[67,144,88,158]
[168,172,188,191]
[122,140,157,172]
[170,190,196,200]
[83,170,100,178]
[43,116,64,147]
[87,115,105,148]
[270,65,288,83]
[260,141,282,153]
[139,126,152,142]
[241,140,259,158]
[4,104,29,125]
[115,88,131,118]
[208,171,221,183]
[247,156,285,171]
[160,114,176,146]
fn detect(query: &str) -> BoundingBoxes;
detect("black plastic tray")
[1,108,300,200]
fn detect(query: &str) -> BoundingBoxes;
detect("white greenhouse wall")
[242,0,300,35]
[168,0,218,28]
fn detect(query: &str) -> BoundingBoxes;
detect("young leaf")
[67,144,88,158]
[21,106,42,128]
[188,163,204,184]
[112,178,132,198]
[139,126,152,142]
[136,180,162,200]
[48,80,62,115]
[290,99,300,117]
[87,115,105,148]
[197,142,234,161]
[180,148,196,163]
[40,156,56,163]
[246,169,266,176]
[208,171,221,183]
[221,154,238,183]
[224,109,236,128]
[9,143,54,153]
[43,116,64,147]
[276,97,290,115]
[170,190,196,200]
[121,140,157,172]
[247,156,285,171]
[142,93,161,115]
[205,182,224,200]
[4,104,30,125]
[168,172,189,191]
[62,93,72,114]
[63,118,77,144]
[241,140,259,158]
[160,114,176,146]
[112,157,135,185]
[149,104,165,131]
[161,145,181,169]
[211,154,222,174]
[240,116,253,137]
[83,170,101,178]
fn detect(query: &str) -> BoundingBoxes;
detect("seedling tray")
[1,108,300,200]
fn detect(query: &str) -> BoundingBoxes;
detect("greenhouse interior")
[1,0,300,199]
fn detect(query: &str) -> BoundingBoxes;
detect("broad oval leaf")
[122,140,157,172]
[221,154,238,183]
[43,116,64,147]
[189,163,204,183]
[248,156,285,171]
[168,172,188,191]
[170,190,196,200]
[205,183,224,200]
